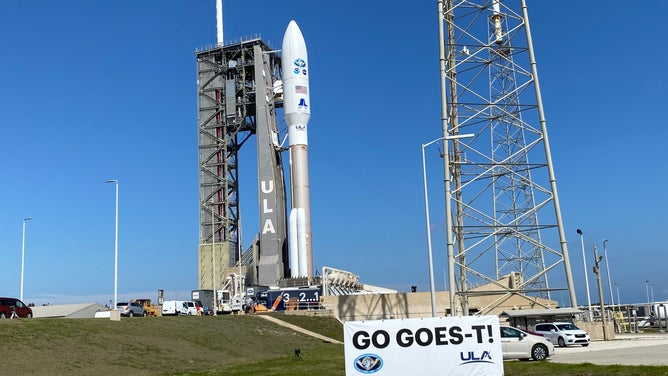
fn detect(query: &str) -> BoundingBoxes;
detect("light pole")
[592,246,608,340]
[212,204,217,316]
[650,284,655,304]
[576,229,593,321]
[20,217,32,302]
[422,133,474,317]
[645,280,650,304]
[614,282,621,309]
[106,179,119,309]
[602,239,614,308]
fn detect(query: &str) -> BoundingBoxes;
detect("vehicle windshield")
[556,323,579,330]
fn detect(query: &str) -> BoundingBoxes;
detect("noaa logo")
[354,354,383,374]
[293,58,306,68]
[293,68,300,74]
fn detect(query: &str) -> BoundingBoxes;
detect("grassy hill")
[2,313,668,376]
[0,313,344,376]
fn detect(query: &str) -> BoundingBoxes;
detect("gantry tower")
[196,37,289,291]
[438,0,577,315]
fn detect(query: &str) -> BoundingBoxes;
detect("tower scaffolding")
[438,0,577,315]
[196,37,289,292]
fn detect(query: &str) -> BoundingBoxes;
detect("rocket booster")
[282,20,313,279]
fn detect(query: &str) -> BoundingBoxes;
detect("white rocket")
[282,20,313,279]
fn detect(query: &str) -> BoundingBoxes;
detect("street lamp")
[645,280,650,304]
[576,229,593,321]
[211,204,217,316]
[602,239,615,308]
[422,133,474,317]
[592,246,608,340]
[106,179,119,309]
[614,282,621,309]
[20,217,32,302]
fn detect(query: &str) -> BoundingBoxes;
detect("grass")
[1,313,668,375]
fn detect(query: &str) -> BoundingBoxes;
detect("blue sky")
[1,1,666,308]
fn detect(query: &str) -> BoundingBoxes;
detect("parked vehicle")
[533,322,590,347]
[162,300,188,316]
[0,297,32,319]
[116,302,147,317]
[184,301,200,315]
[130,298,159,317]
[500,325,554,361]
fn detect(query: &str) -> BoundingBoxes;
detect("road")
[549,333,668,366]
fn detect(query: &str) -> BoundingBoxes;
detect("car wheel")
[557,337,566,347]
[129,311,134,318]
[0,312,5,319]
[582,343,589,347]
[143,311,147,317]
[531,344,549,361]
[27,313,32,318]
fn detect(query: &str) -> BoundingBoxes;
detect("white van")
[184,301,200,316]
[162,300,188,316]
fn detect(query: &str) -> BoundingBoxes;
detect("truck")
[216,273,245,314]
[191,290,214,315]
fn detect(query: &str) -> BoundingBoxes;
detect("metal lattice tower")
[195,37,288,291]
[438,0,577,315]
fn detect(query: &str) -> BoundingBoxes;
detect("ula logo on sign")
[459,350,493,364]
[354,354,383,374]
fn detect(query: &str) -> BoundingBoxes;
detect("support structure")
[196,37,289,291]
[438,0,576,315]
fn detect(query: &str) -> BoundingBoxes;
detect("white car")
[533,322,590,347]
[500,325,554,361]
[116,302,147,317]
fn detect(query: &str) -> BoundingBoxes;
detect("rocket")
[282,20,313,279]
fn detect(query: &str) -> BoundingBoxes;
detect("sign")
[344,316,503,376]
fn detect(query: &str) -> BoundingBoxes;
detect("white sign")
[344,316,503,376]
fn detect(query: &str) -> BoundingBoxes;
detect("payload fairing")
[282,20,313,279]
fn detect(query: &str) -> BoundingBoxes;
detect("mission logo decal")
[353,353,383,374]
[293,58,306,67]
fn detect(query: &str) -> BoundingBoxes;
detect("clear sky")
[1,1,666,308]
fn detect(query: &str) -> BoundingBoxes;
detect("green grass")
[2,314,668,375]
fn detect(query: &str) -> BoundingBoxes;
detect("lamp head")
[576,229,582,235]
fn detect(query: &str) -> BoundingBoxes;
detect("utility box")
[110,309,121,321]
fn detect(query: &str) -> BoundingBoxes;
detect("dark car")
[0,297,33,319]
[116,302,147,317]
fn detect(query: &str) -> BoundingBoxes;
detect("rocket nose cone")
[283,20,304,45]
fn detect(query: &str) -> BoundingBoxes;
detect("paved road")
[549,333,668,366]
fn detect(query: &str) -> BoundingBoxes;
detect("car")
[0,297,33,319]
[533,322,590,347]
[116,302,147,317]
[500,325,554,361]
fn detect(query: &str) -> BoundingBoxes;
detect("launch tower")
[196,37,289,291]
[438,0,577,315]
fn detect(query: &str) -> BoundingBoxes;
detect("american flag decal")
[295,85,308,94]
